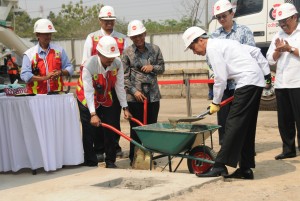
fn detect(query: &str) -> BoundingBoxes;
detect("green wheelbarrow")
[102,119,220,175]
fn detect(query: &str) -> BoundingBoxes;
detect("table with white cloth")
[0,93,84,172]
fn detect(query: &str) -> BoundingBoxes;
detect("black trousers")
[275,88,300,154]
[94,89,122,154]
[215,85,263,168]
[217,87,235,145]
[128,101,160,162]
[78,94,120,165]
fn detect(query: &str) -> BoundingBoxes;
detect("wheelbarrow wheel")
[187,145,216,174]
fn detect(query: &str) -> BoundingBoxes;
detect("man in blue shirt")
[21,19,73,94]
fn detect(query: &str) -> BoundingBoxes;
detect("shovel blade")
[168,116,205,124]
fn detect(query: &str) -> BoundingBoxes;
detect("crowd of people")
[16,0,299,178]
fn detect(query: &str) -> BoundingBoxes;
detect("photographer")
[4,49,20,84]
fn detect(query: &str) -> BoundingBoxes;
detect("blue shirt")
[21,43,73,83]
[208,21,256,90]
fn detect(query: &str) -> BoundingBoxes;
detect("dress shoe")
[106,163,117,168]
[96,154,105,162]
[224,168,254,179]
[275,152,296,160]
[196,166,228,177]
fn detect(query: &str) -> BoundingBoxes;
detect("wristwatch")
[290,47,296,54]
[122,107,128,111]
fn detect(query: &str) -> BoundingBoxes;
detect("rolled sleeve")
[20,55,34,83]
[61,49,74,76]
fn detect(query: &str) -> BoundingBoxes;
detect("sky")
[17,0,214,23]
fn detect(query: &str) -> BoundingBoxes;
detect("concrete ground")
[2,98,293,201]
[1,98,220,201]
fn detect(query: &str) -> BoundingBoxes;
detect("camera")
[32,67,40,75]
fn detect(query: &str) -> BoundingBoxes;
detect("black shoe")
[196,166,228,177]
[275,152,296,160]
[106,163,117,168]
[96,154,105,162]
[224,168,254,179]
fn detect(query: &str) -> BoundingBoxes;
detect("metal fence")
[35,32,209,71]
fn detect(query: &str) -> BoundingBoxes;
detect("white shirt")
[206,39,266,104]
[81,28,128,64]
[266,23,300,88]
[82,55,128,113]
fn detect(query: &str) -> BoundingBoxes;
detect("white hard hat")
[96,36,120,58]
[4,49,11,54]
[33,19,57,33]
[276,3,298,21]
[213,0,233,16]
[182,26,208,51]
[98,6,116,20]
[127,20,146,37]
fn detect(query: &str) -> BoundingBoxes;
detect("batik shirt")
[122,42,165,102]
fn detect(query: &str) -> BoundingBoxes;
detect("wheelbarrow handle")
[130,117,144,126]
[196,96,234,118]
[100,123,149,151]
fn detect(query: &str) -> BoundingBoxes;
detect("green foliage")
[143,17,193,34]
[8,12,34,38]
[49,1,101,39]
[11,1,198,39]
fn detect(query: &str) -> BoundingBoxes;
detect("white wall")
[25,32,208,71]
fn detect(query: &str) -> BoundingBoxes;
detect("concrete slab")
[0,165,219,201]
[0,98,219,201]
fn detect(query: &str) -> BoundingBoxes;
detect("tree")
[181,0,207,27]
[7,11,33,38]
[50,1,101,39]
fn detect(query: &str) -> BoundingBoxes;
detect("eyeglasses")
[216,13,229,20]
[278,16,293,24]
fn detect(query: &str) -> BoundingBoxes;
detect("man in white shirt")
[266,3,300,160]
[182,26,270,179]
[82,5,128,160]
[76,36,131,168]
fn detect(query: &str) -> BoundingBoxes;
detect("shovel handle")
[219,96,234,107]
[196,96,234,118]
